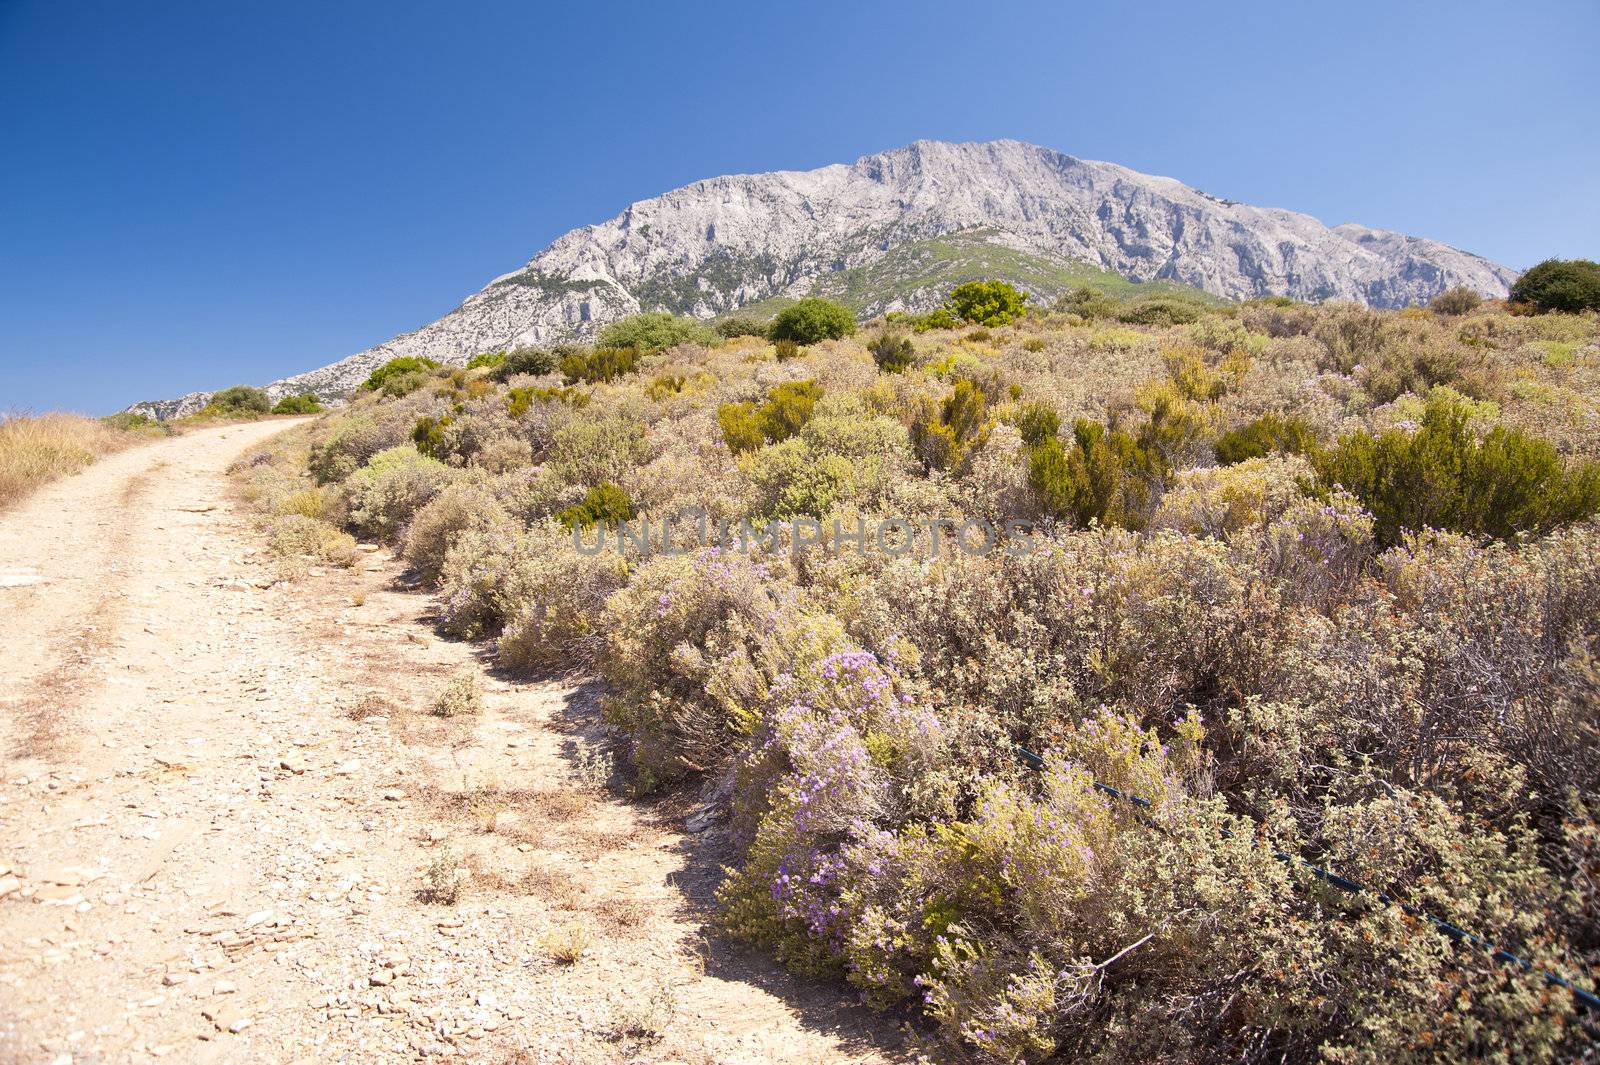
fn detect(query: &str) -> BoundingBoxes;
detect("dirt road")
[0,421,899,1064]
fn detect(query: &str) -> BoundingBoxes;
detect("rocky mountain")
[131,139,1516,417]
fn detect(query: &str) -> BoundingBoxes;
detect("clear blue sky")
[2,0,1595,414]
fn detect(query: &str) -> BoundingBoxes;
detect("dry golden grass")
[0,411,144,510]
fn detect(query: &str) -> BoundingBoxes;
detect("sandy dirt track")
[0,420,900,1064]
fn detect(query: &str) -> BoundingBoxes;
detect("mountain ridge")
[130,138,1516,417]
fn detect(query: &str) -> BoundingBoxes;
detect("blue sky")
[2,0,1596,414]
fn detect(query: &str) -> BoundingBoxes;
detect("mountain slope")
[132,139,1515,416]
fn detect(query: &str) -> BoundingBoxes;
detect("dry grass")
[538,922,593,964]
[0,411,149,510]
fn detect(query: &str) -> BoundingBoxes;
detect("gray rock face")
[130,139,1514,416]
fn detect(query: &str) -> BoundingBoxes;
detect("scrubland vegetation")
[0,410,167,509]
[233,281,1600,1062]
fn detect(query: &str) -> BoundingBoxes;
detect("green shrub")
[870,332,921,372]
[1117,297,1206,327]
[912,379,989,471]
[490,345,557,380]
[1014,401,1060,446]
[1054,286,1120,319]
[1027,418,1160,529]
[1429,286,1483,316]
[411,414,453,460]
[100,411,171,434]
[556,482,635,530]
[270,393,322,415]
[717,402,765,454]
[559,345,642,384]
[1313,392,1600,545]
[767,297,857,344]
[1508,258,1600,314]
[204,385,271,415]
[1214,413,1318,465]
[598,312,714,352]
[345,445,454,540]
[757,381,823,443]
[911,307,960,332]
[546,416,648,486]
[362,356,441,392]
[507,384,588,417]
[718,381,826,454]
[465,351,507,370]
[715,315,768,339]
[943,279,1028,326]
[744,437,857,519]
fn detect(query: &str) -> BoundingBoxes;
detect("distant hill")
[130,138,1514,417]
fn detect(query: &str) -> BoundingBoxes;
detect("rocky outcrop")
[131,139,1515,415]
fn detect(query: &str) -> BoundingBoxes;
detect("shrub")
[556,482,635,530]
[772,338,801,362]
[744,438,855,519]
[546,416,648,485]
[717,402,765,454]
[1117,296,1206,326]
[1154,453,1315,538]
[204,385,271,415]
[466,350,506,370]
[404,481,511,583]
[715,315,768,339]
[271,393,322,415]
[1214,413,1318,465]
[912,379,989,471]
[308,412,410,484]
[1027,418,1160,529]
[432,670,482,717]
[943,280,1028,326]
[1430,286,1484,315]
[757,381,823,443]
[1014,401,1060,447]
[719,381,825,454]
[507,385,588,417]
[362,356,441,392]
[912,307,961,332]
[495,525,627,674]
[411,414,453,460]
[1313,392,1600,545]
[99,411,168,434]
[490,345,557,379]
[600,551,816,781]
[559,345,641,384]
[1054,286,1119,319]
[345,445,454,540]
[1133,378,1220,470]
[768,298,857,344]
[1508,258,1600,314]
[265,513,357,566]
[598,312,715,352]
